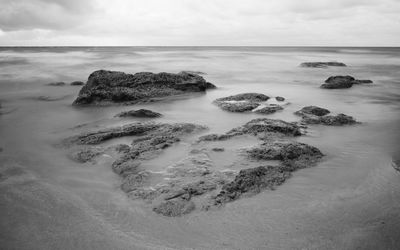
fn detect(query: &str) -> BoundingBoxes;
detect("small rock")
[46,82,66,86]
[295,106,330,117]
[121,171,151,193]
[153,198,195,217]
[115,109,162,118]
[69,147,104,163]
[254,105,283,114]
[70,81,85,86]
[212,147,225,152]
[275,96,285,102]
[214,93,270,113]
[321,76,355,89]
[300,62,347,68]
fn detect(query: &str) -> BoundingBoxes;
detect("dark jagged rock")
[321,76,373,89]
[254,105,283,114]
[70,81,85,86]
[213,166,290,205]
[72,70,216,105]
[295,106,330,117]
[46,82,66,86]
[294,106,358,126]
[275,96,285,102]
[300,62,347,68]
[115,109,162,118]
[214,93,270,113]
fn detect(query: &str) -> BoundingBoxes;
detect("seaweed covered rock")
[294,106,358,126]
[72,70,216,105]
[321,76,373,89]
[300,62,346,68]
[115,109,162,118]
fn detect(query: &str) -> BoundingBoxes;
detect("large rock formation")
[72,70,216,105]
[321,76,373,89]
[300,62,347,68]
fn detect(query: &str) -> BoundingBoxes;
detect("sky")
[0,0,399,46]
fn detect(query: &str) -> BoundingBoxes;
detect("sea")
[0,47,399,249]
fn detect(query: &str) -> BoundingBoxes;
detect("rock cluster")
[294,106,358,126]
[72,70,216,105]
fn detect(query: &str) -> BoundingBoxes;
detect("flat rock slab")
[115,109,162,118]
[72,70,216,105]
[214,93,285,114]
[321,75,373,89]
[294,106,358,126]
[300,62,346,68]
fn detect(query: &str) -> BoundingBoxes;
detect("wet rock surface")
[254,104,284,114]
[295,106,358,126]
[300,62,347,68]
[72,70,216,105]
[115,109,162,118]
[321,75,373,89]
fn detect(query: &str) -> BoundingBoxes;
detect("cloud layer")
[0,0,399,46]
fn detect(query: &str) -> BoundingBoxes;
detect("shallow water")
[0,47,400,249]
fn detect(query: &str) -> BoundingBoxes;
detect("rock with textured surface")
[294,106,358,126]
[321,76,355,89]
[254,105,284,114]
[72,70,216,105]
[214,93,270,113]
[295,106,330,117]
[115,109,162,118]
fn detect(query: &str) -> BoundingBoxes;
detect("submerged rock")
[72,70,216,105]
[69,147,104,163]
[300,62,347,68]
[115,109,162,118]
[70,81,85,86]
[321,76,373,89]
[46,82,66,86]
[153,197,195,217]
[294,106,358,126]
[254,105,283,114]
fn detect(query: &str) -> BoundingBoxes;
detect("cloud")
[0,0,399,46]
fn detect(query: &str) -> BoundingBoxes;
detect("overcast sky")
[0,0,399,46]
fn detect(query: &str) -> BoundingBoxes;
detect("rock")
[321,76,355,89]
[275,96,285,102]
[198,134,233,142]
[213,166,291,205]
[0,147,3,153]
[229,118,302,137]
[393,159,400,172]
[214,93,270,113]
[352,79,373,84]
[247,141,323,170]
[212,147,225,152]
[121,171,151,193]
[46,82,66,86]
[181,71,206,75]
[72,70,216,105]
[69,147,104,163]
[295,106,330,117]
[115,109,162,118]
[254,105,283,114]
[321,76,373,89]
[70,81,85,86]
[113,144,131,153]
[153,198,195,217]
[294,106,357,126]
[300,62,347,68]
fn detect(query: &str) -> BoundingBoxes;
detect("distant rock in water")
[46,82,66,86]
[275,96,285,102]
[321,75,373,89]
[72,70,216,105]
[300,62,347,68]
[214,93,285,114]
[70,81,85,86]
[295,106,358,126]
[115,109,162,118]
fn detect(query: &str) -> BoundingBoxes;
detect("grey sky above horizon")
[0,0,399,46]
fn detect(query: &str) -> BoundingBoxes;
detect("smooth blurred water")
[0,47,399,250]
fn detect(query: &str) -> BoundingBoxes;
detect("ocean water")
[0,47,400,249]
